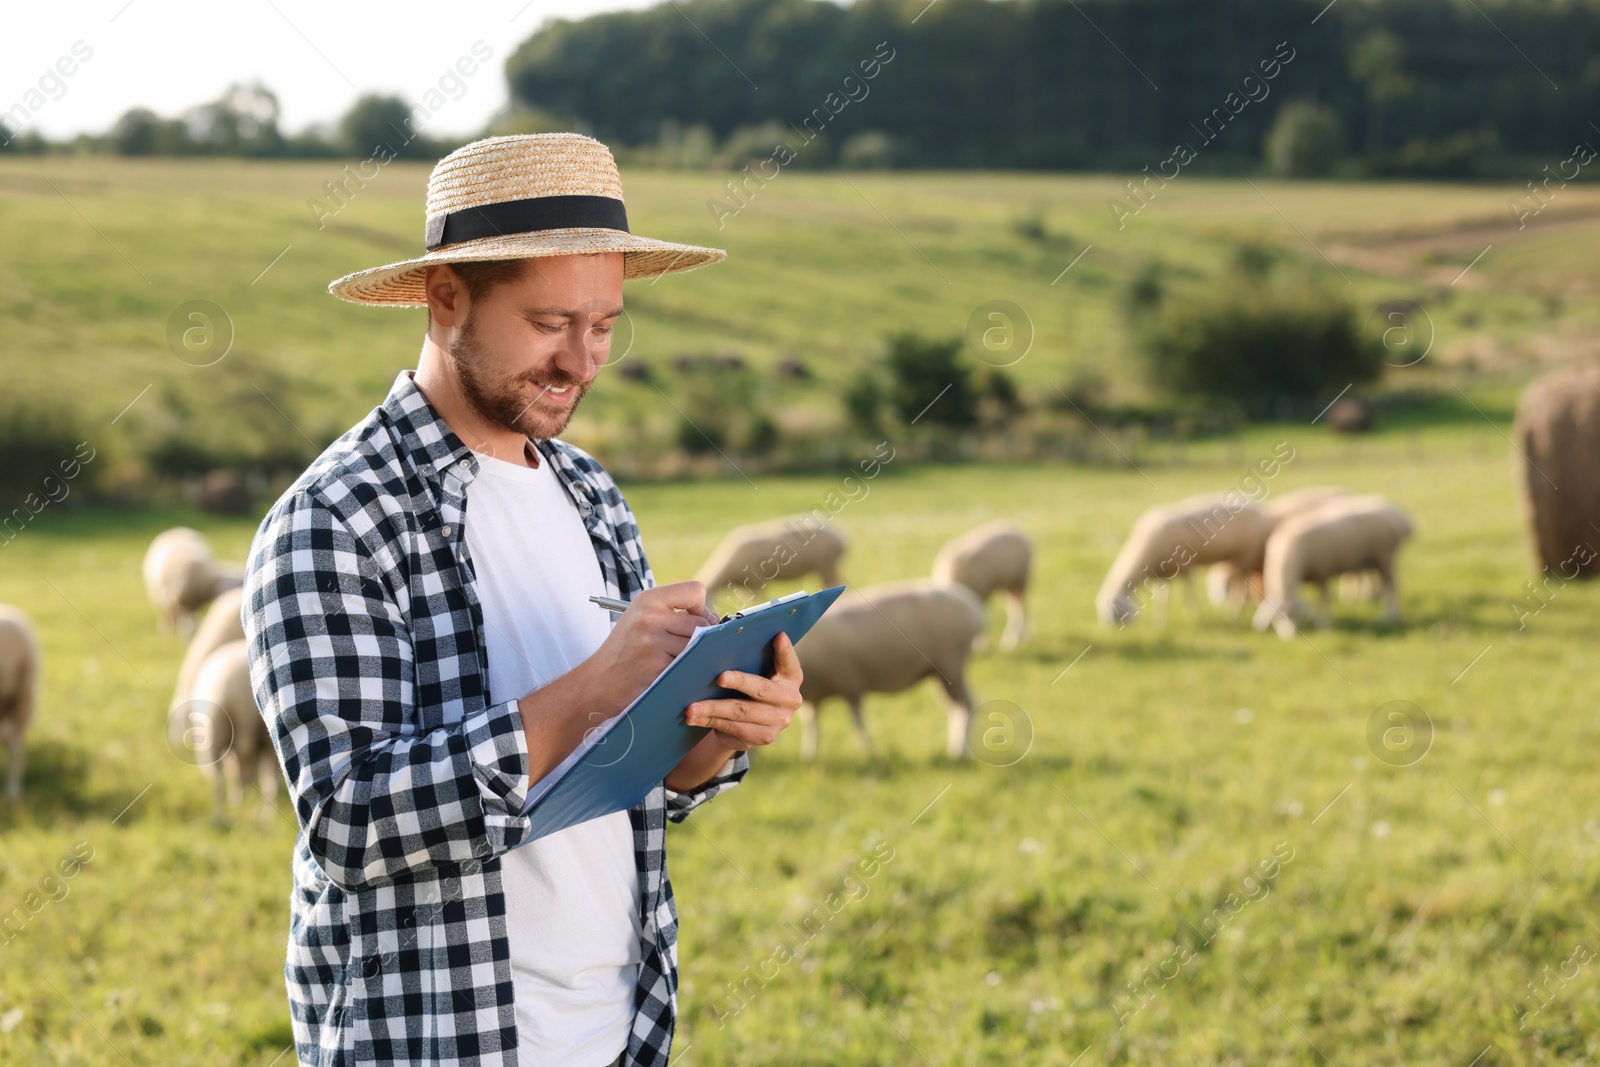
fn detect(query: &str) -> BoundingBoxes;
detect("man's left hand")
[684,630,803,748]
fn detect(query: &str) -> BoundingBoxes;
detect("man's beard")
[447,313,591,442]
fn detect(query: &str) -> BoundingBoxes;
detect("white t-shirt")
[463,443,641,1067]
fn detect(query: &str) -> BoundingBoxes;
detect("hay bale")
[1514,364,1600,577]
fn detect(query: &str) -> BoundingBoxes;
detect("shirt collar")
[381,369,477,482]
[379,369,600,515]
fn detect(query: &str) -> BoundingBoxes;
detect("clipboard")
[518,585,845,840]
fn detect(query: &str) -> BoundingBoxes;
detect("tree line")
[6,0,1595,177]
[0,84,479,161]
[504,0,1600,176]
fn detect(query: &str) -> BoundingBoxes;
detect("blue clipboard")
[519,585,845,841]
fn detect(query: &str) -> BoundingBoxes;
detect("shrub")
[1124,261,1165,318]
[1369,128,1499,178]
[1142,284,1382,407]
[672,358,779,456]
[885,334,978,429]
[839,131,895,170]
[978,368,1024,424]
[1264,102,1344,178]
[137,362,324,480]
[719,121,794,169]
[844,370,885,434]
[0,399,96,507]
[677,414,726,455]
[745,412,780,456]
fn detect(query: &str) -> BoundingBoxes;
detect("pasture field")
[3,156,1599,473]
[2,420,1599,1066]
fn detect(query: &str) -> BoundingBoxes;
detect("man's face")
[443,252,624,442]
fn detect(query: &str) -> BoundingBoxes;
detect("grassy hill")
[2,157,1597,491]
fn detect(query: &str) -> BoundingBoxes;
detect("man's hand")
[684,630,803,748]
[584,580,718,714]
[664,630,804,793]
[519,580,716,786]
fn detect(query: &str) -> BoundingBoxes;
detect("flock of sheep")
[0,529,257,819]
[147,531,267,823]
[0,362,1593,815]
[714,484,1413,763]
[0,490,1414,811]
[696,516,1034,761]
[1095,486,1414,638]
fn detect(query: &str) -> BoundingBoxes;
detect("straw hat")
[327,133,726,305]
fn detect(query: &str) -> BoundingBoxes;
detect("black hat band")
[424,194,630,251]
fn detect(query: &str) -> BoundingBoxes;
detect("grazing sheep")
[696,515,847,606]
[170,586,246,716]
[167,639,275,824]
[795,579,985,760]
[142,527,245,639]
[1097,493,1272,627]
[1251,495,1413,639]
[1207,486,1348,611]
[0,606,40,804]
[1514,364,1600,579]
[932,520,1033,651]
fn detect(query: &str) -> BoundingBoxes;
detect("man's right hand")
[583,580,718,716]
[517,581,719,786]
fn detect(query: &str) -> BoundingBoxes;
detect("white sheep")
[795,578,985,761]
[1251,494,1413,639]
[1097,493,1272,627]
[931,520,1033,652]
[170,586,246,717]
[0,606,40,804]
[167,638,276,824]
[1206,486,1348,612]
[142,527,245,639]
[696,515,846,607]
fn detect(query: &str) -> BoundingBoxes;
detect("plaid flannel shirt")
[243,370,748,1067]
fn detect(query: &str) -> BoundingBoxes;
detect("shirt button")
[441,525,453,538]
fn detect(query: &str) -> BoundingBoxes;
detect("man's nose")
[556,328,602,382]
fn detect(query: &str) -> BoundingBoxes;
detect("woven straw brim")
[328,229,726,306]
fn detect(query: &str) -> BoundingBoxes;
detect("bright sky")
[1,0,666,140]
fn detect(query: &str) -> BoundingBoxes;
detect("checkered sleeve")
[245,488,531,892]
[662,749,750,822]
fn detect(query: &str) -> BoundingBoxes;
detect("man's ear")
[424,264,468,329]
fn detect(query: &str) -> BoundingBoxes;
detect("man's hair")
[449,259,531,303]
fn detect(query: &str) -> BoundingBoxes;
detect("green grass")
[4,156,1600,482]
[3,421,1599,1065]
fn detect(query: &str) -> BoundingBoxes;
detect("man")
[243,133,803,1067]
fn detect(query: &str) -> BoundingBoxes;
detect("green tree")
[109,107,190,155]
[340,94,425,159]
[1348,29,1415,155]
[184,84,284,156]
[501,0,1600,170]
